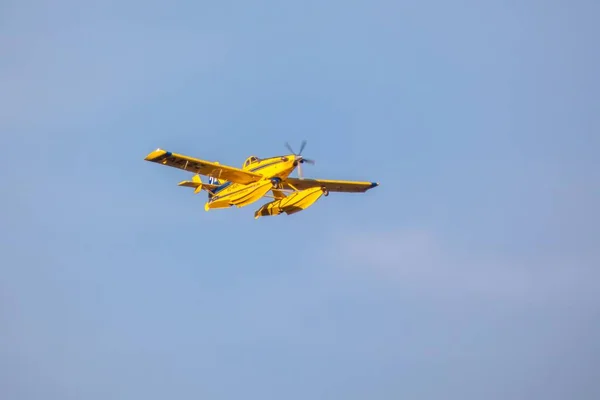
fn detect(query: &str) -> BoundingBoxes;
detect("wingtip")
[144,148,171,161]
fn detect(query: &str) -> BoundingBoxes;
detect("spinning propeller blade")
[285,141,295,154]
[285,140,315,179]
[298,140,307,155]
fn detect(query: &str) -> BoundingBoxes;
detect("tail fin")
[207,176,223,199]
[193,174,204,195]
[178,174,222,198]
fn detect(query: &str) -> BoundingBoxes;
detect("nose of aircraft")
[291,153,314,165]
[284,141,315,179]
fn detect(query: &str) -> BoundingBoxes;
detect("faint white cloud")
[326,228,598,301]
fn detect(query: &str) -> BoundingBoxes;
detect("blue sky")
[1,1,599,398]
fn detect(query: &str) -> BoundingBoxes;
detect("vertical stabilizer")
[207,176,223,199]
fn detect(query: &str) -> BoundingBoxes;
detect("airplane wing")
[144,148,263,185]
[284,177,379,193]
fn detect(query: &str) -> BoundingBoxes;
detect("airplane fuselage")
[205,154,299,210]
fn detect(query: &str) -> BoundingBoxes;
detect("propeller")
[285,140,315,179]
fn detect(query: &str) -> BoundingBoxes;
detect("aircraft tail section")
[207,176,225,199]
[177,174,224,198]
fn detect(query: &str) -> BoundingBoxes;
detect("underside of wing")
[144,148,262,185]
[284,177,379,193]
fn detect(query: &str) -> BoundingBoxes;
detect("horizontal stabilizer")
[178,179,218,194]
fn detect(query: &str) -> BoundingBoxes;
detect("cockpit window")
[244,156,260,168]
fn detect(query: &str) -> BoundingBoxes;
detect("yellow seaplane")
[144,141,378,219]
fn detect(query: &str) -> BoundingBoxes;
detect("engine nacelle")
[254,187,326,218]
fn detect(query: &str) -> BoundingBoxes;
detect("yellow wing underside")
[283,177,378,193]
[144,149,262,185]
